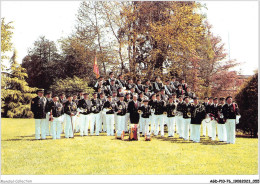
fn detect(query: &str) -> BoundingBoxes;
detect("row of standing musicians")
[31,88,240,144]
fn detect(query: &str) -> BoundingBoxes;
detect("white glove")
[236,115,241,124]
[47,112,50,115]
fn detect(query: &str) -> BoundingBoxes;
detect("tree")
[21,36,63,90]
[235,72,258,137]
[1,18,14,67]
[49,76,94,96]
[2,50,37,118]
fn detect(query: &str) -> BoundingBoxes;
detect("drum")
[145,133,151,141]
[129,124,139,141]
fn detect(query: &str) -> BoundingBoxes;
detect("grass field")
[1,118,258,175]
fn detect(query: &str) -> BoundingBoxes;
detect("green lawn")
[1,118,258,175]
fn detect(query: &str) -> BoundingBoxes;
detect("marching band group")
[31,72,241,144]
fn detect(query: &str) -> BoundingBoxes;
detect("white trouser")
[182,118,191,140]
[106,114,115,136]
[207,120,212,137]
[61,114,66,134]
[163,114,168,126]
[117,115,126,136]
[80,114,91,136]
[167,117,175,137]
[125,113,130,132]
[225,119,236,144]
[176,116,183,137]
[217,123,227,142]
[202,119,207,136]
[101,111,107,132]
[52,116,62,139]
[114,113,117,132]
[74,114,80,132]
[45,113,51,136]
[190,124,195,141]
[91,113,101,135]
[65,115,75,138]
[193,124,201,142]
[150,114,156,134]
[139,115,144,132]
[35,119,46,140]
[142,118,150,136]
[154,114,164,136]
[211,120,217,140]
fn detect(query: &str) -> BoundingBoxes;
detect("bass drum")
[129,124,140,141]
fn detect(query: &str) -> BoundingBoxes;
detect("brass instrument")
[172,109,176,116]
[187,112,191,117]
[92,106,96,111]
[138,110,142,114]
[119,105,122,110]
[108,106,112,110]
[163,111,167,115]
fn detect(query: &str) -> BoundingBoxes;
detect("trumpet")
[92,106,96,111]
[172,109,176,116]
[119,105,122,110]
[138,110,142,114]
[163,111,167,115]
[108,106,112,110]
[187,112,191,117]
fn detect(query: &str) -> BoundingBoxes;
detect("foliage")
[21,36,64,90]
[1,18,14,65]
[235,72,258,137]
[1,118,258,174]
[2,50,37,118]
[49,76,94,96]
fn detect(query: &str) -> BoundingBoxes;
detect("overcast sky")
[1,1,258,75]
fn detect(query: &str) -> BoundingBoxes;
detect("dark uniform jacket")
[116,101,127,116]
[181,83,188,91]
[45,98,53,113]
[210,103,219,120]
[31,96,47,119]
[217,104,225,124]
[165,103,176,117]
[116,79,126,88]
[48,101,64,117]
[103,101,117,114]
[176,89,185,97]
[144,84,153,92]
[202,102,211,114]
[138,105,151,118]
[136,84,144,92]
[128,100,141,124]
[154,100,165,115]
[91,99,102,114]
[64,101,77,116]
[185,91,195,99]
[153,82,163,93]
[177,101,184,113]
[148,99,157,111]
[77,99,92,115]
[222,103,240,120]
[191,103,206,124]
[144,92,152,99]
[107,84,119,96]
[181,102,192,119]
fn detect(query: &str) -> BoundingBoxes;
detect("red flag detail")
[93,56,100,79]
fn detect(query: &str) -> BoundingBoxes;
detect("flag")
[93,55,100,79]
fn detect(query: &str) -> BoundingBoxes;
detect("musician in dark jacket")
[176,95,184,138]
[115,94,127,137]
[201,97,211,137]
[181,96,192,141]
[116,74,126,88]
[48,94,64,139]
[138,99,151,136]
[209,98,219,141]
[31,89,47,140]
[190,97,206,142]
[165,96,176,137]
[176,84,185,97]
[64,94,77,138]
[154,94,166,136]
[217,97,227,142]
[91,93,102,136]
[45,91,53,136]
[103,95,117,136]
[222,96,240,144]
[77,93,92,136]
[127,95,141,125]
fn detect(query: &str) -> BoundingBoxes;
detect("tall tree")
[21,36,63,90]
[2,50,37,118]
[235,72,258,137]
